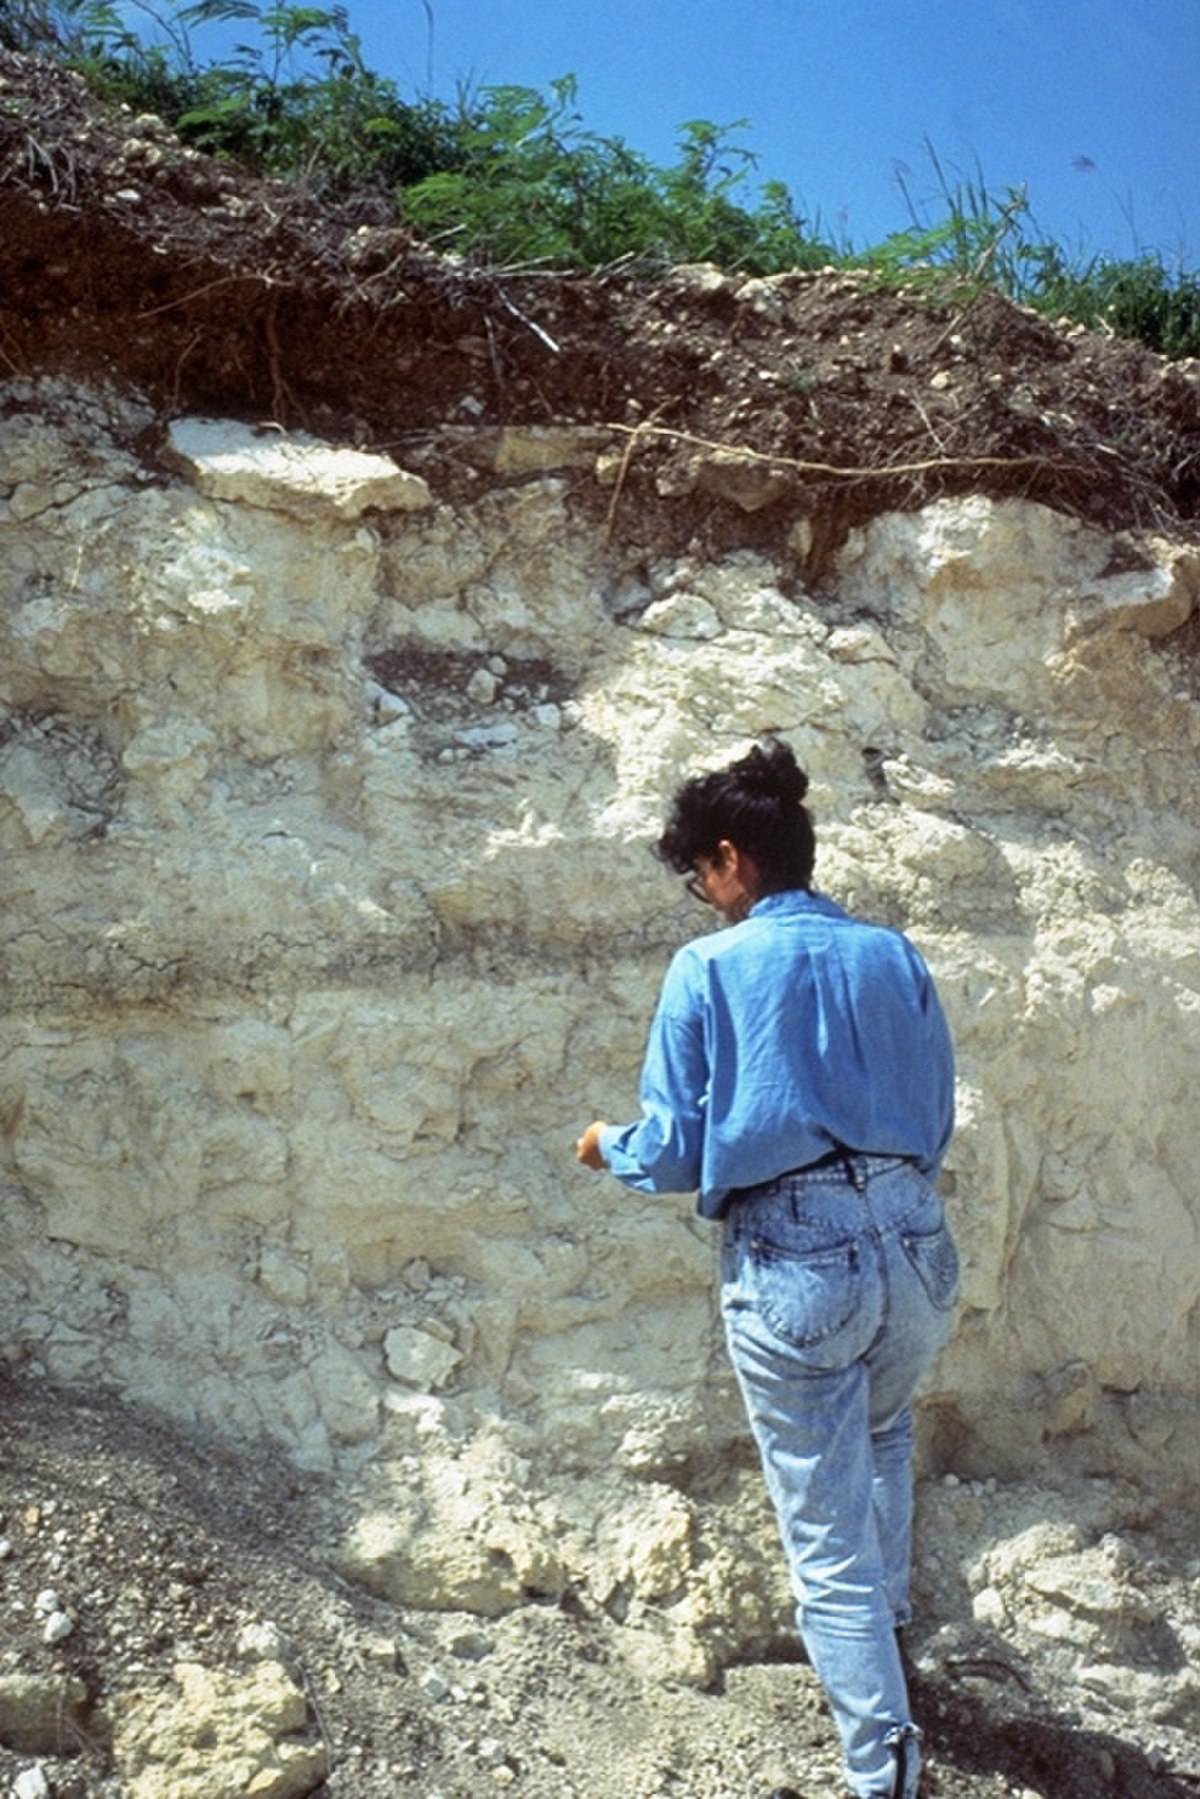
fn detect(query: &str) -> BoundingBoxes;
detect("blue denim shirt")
[599,889,955,1218]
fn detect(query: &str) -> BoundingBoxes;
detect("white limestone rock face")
[914,1477,1200,1757]
[2,378,1199,1648]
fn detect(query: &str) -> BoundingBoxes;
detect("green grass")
[8,0,1199,356]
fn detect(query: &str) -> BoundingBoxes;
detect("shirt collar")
[748,888,845,921]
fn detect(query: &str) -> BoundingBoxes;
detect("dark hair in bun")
[655,738,816,892]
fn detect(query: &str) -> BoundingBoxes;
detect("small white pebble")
[43,1610,75,1645]
[972,1586,1007,1628]
[236,1619,292,1662]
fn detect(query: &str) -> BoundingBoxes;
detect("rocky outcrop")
[1,377,1198,1658]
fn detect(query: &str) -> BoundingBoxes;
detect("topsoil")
[1,46,1199,586]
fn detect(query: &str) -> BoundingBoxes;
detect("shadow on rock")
[913,1667,1197,1799]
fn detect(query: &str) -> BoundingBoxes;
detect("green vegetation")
[872,141,1200,360]
[2,0,462,194]
[399,76,833,274]
[6,0,1199,355]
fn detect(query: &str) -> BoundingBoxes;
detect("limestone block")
[921,1479,1200,1733]
[636,592,723,638]
[694,448,793,512]
[493,425,607,473]
[592,1486,695,1603]
[8,1032,291,1258]
[307,1342,380,1444]
[120,720,217,810]
[0,1671,89,1753]
[734,275,787,319]
[1069,537,1200,640]
[166,417,432,520]
[376,480,608,665]
[340,1447,566,1614]
[256,1248,310,1306]
[0,379,150,501]
[0,722,118,848]
[113,1659,326,1799]
[667,262,731,295]
[1021,1547,1155,1626]
[835,497,1112,707]
[384,1324,463,1389]
[512,1289,728,1469]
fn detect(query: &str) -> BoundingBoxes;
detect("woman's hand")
[575,1121,608,1169]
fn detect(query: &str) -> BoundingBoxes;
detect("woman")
[576,739,959,1799]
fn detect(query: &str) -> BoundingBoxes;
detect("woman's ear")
[714,839,762,916]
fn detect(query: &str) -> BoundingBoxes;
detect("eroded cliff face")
[1,373,1199,1664]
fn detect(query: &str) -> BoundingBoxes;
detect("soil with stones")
[2,43,1200,1799]
[2,1371,1197,1799]
[1,46,1199,591]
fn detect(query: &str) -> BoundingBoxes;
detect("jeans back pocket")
[744,1233,874,1361]
[900,1218,960,1312]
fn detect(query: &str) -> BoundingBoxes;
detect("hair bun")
[733,739,810,805]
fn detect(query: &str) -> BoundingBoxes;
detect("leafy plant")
[400,76,834,273]
[2,0,202,102]
[3,0,463,196]
[0,0,124,56]
[165,1,461,193]
[7,0,1198,356]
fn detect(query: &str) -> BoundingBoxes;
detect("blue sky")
[309,0,1199,263]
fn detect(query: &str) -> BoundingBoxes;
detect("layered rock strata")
[2,378,1198,1655]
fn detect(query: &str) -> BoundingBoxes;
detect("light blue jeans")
[720,1154,960,1798]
